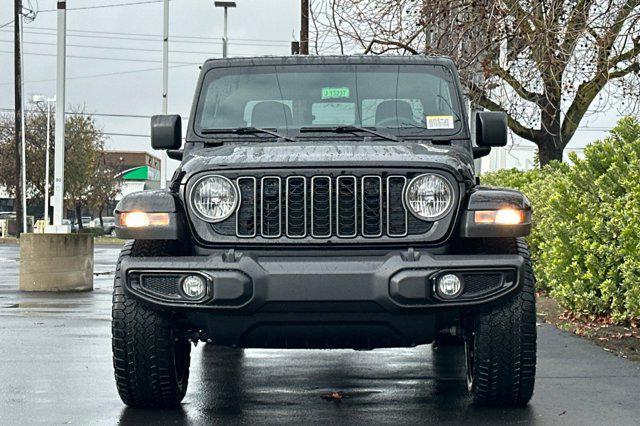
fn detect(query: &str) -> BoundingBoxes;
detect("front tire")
[112,241,191,408]
[465,238,536,406]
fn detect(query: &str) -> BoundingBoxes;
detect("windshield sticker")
[321,87,350,99]
[426,115,454,129]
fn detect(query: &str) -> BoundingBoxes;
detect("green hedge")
[77,227,105,237]
[482,117,640,322]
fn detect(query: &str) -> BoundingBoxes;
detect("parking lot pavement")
[1,243,639,425]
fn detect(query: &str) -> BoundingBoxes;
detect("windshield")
[194,63,463,139]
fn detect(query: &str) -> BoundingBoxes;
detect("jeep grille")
[231,174,417,239]
[186,170,458,245]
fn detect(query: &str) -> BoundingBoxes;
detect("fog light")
[437,274,463,299]
[181,275,206,299]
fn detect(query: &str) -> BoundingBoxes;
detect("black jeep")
[112,55,536,408]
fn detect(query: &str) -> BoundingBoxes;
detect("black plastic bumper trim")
[119,250,525,312]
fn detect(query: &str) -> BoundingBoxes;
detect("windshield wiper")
[299,125,400,142]
[201,126,294,142]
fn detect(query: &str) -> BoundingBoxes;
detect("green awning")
[121,166,160,181]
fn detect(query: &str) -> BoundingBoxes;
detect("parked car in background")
[91,217,116,236]
[72,216,93,232]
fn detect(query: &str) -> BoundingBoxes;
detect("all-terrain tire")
[466,238,536,406]
[112,240,191,408]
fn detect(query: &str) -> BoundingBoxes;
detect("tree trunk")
[98,207,104,228]
[75,203,83,231]
[537,136,564,167]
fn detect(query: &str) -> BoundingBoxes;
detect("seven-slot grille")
[232,175,412,239]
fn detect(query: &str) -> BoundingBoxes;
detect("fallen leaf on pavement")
[321,391,344,403]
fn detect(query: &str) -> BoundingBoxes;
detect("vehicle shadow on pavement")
[117,344,537,424]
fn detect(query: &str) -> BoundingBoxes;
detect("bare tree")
[87,152,122,228]
[0,108,117,227]
[313,0,640,166]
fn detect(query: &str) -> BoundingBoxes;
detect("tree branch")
[609,61,640,78]
[490,64,543,105]
[468,82,542,142]
[364,38,418,55]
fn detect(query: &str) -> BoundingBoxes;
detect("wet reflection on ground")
[117,343,536,425]
[1,244,638,425]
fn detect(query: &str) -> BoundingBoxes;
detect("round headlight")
[190,175,238,222]
[405,174,453,220]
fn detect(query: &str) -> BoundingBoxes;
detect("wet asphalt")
[0,243,639,425]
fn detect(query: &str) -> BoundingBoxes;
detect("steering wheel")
[375,116,419,127]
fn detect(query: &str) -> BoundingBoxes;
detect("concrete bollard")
[19,233,94,292]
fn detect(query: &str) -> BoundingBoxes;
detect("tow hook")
[223,248,242,263]
[400,247,421,262]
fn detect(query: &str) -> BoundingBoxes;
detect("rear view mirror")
[475,111,507,147]
[151,115,182,150]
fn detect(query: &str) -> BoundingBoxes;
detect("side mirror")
[475,111,507,147]
[151,115,182,150]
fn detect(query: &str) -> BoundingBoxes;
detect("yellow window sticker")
[426,115,454,130]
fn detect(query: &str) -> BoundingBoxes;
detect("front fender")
[459,186,532,238]
[114,190,185,240]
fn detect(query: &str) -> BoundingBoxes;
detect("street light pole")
[32,95,55,225]
[44,99,51,224]
[160,0,169,189]
[223,6,228,58]
[214,2,236,58]
[52,0,67,230]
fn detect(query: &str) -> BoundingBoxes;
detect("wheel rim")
[464,334,475,393]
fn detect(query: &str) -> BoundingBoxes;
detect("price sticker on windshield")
[321,87,350,99]
[426,115,455,129]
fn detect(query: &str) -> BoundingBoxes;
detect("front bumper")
[120,249,524,348]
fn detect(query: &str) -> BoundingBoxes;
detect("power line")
[0,49,202,64]
[0,37,286,53]
[0,108,151,119]
[34,25,291,43]
[102,132,150,138]
[0,26,292,44]
[0,107,192,122]
[0,63,196,86]
[39,0,168,12]
[0,124,151,138]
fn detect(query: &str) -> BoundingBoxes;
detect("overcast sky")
[0,0,629,175]
[0,0,298,173]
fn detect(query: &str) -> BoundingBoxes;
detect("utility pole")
[214,1,236,58]
[19,13,27,233]
[13,0,24,233]
[291,40,300,55]
[160,0,168,189]
[52,0,67,231]
[300,0,309,54]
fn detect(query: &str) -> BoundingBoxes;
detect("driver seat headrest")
[375,100,414,125]
[251,101,292,128]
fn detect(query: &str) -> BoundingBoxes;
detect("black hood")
[180,140,475,182]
